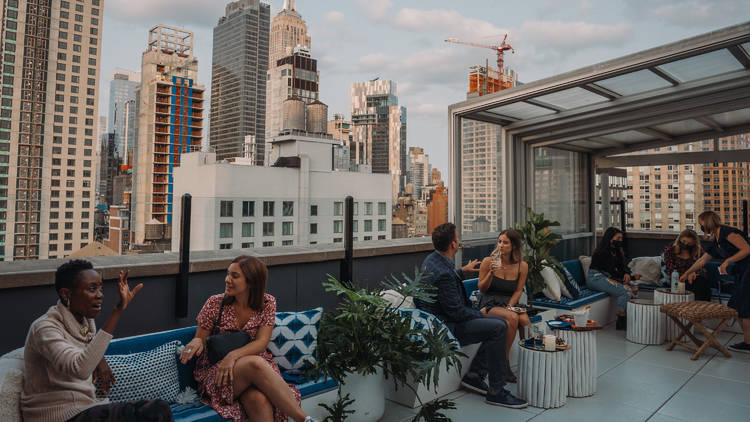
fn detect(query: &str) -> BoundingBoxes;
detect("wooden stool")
[517,346,568,408]
[654,289,694,341]
[660,301,738,360]
[627,299,665,345]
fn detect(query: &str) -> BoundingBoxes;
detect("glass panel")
[594,69,673,96]
[534,87,608,109]
[743,42,750,56]
[487,102,555,120]
[604,130,654,143]
[533,147,589,234]
[656,49,744,83]
[568,140,607,149]
[652,119,711,136]
[709,107,750,127]
[460,118,503,236]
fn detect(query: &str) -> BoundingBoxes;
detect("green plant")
[312,270,465,421]
[319,389,355,422]
[515,207,563,296]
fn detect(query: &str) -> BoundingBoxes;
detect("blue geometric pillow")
[97,340,181,402]
[269,307,323,374]
[398,308,459,347]
[554,263,582,299]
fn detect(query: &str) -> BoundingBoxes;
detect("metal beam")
[582,83,622,100]
[649,67,680,86]
[464,111,517,126]
[636,127,672,141]
[729,45,750,69]
[524,99,564,113]
[587,137,626,147]
[597,149,750,167]
[695,116,725,132]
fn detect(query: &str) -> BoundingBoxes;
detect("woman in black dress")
[681,211,750,353]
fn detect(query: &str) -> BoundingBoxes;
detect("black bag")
[206,299,252,364]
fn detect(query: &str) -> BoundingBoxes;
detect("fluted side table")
[555,329,597,397]
[626,299,666,345]
[517,346,569,408]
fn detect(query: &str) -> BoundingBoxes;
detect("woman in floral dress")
[179,256,317,422]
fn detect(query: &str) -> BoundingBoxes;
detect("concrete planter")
[341,369,385,422]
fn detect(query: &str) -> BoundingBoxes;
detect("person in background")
[477,229,532,383]
[663,229,711,301]
[179,256,318,422]
[415,223,528,409]
[681,211,750,354]
[587,227,640,330]
[21,260,173,422]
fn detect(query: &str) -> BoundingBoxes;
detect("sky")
[99,0,747,175]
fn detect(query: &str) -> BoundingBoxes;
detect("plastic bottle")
[671,271,679,293]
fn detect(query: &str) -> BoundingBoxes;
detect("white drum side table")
[654,289,694,341]
[517,346,569,408]
[627,299,666,345]
[556,329,597,397]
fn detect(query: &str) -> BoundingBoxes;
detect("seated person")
[587,227,640,330]
[179,255,318,422]
[414,223,528,409]
[21,260,173,422]
[663,229,711,301]
[477,229,531,382]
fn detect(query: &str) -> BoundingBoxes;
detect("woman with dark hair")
[588,227,640,330]
[680,211,750,354]
[21,259,172,422]
[478,229,531,381]
[663,229,711,301]
[179,256,317,422]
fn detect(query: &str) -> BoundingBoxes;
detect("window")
[282,240,293,246]
[333,238,343,243]
[263,222,274,236]
[333,201,343,216]
[333,220,343,233]
[378,235,386,240]
[310,223,317,234]
[241,242,254,248]
[262,241,274,247]
[378,219,386,231]
[220,200,233,217]
[310,205,318,216]
[263,201,274,217]
[353,202,359,215]
[364,220,373,232]
[219,223,233,238]
[353,220,358,233]
[365,202,373,215]
[242,201,254,217]
[241,222,254,237]
[364,236,372,241]
[219,243,232,250]
[378,202,387,215]
[282,201,293,216]
[282,222,293,236]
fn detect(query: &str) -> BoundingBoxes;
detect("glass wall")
[533,147,590,234]
[460,118,503,237]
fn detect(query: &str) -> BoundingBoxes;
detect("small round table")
[627,299,666,345]
[555,329,597,397]
[654,289,695,342]
[517,346,569,408]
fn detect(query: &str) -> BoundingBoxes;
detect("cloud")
[357,0,392,22]
[323,11,345,24]
[409,103,447,118]
[625,0,747,27]
[520,21,633,49]
[106,0,224,27]
[391,8,510,40]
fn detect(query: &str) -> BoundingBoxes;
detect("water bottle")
[469,290,481,309]
[671,271,679,293]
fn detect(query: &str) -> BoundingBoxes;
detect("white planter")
[340,369,385,422]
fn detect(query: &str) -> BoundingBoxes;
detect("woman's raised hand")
[116,269,143,311]
[180,338,204,364]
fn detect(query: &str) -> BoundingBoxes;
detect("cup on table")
[572,309,588,327]
[543,335,556,351]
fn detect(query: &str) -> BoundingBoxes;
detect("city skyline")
[98,0,747,176]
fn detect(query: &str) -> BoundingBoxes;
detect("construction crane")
[445,34,515,72]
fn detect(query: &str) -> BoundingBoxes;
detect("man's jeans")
[448,315,509,394]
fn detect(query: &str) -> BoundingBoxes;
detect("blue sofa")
[105,326,337,422]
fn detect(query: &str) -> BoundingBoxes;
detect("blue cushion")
[269,307,323,374]
[170,401,230,422]
[554,263,582,299]
[398,308,459,346]
[531,288,608,310]
[562,260,584,286]
[99,340,181,403]
[107,326,197,390]
[463,278,479,302]
[281,372,338,397]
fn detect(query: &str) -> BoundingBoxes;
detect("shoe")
[505,369,517,383]
[616,315,627,331]
[728,342,750,354]
[485,389,528,409]
[460,374,488,395]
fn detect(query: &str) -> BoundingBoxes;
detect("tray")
[555,315,603,331]
[520,341,570,352]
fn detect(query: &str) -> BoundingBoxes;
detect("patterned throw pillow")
[554,263,582,299]
[398,308,459,346]
[269,307,323,374]
[98,340,181,403]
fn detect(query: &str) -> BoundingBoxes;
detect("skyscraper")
[351,80,407,201]
[269,0,311,66]
[210,0,270,163]
[108,69,140,163]
[132,25,204,246]
[701,135,750,228]
[408,147,430,197]
[1,0,103,260]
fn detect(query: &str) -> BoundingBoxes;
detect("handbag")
[206,299,253,364]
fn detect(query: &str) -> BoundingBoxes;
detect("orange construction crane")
[446,34,514,72]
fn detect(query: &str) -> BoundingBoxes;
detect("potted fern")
[312,271,463,422]
[515,207,564,305]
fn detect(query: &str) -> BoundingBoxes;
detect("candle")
[543,335,556,351]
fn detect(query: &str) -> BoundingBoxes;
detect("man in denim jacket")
[415,223,527,409]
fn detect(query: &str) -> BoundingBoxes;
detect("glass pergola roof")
[449,22,750,156]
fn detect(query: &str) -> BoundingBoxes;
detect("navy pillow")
[555,263,582,299]
[269,307,323,374]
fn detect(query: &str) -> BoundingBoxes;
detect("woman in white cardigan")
[21,259,173,422]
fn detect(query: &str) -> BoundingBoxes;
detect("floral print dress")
[194,293,301,422]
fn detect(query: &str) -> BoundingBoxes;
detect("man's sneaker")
[460,374,488,395]
[485,389,528,409]
[728,341,750,354]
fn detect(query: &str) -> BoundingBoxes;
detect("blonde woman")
[663,229,710,300]
[681,211,750,354]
